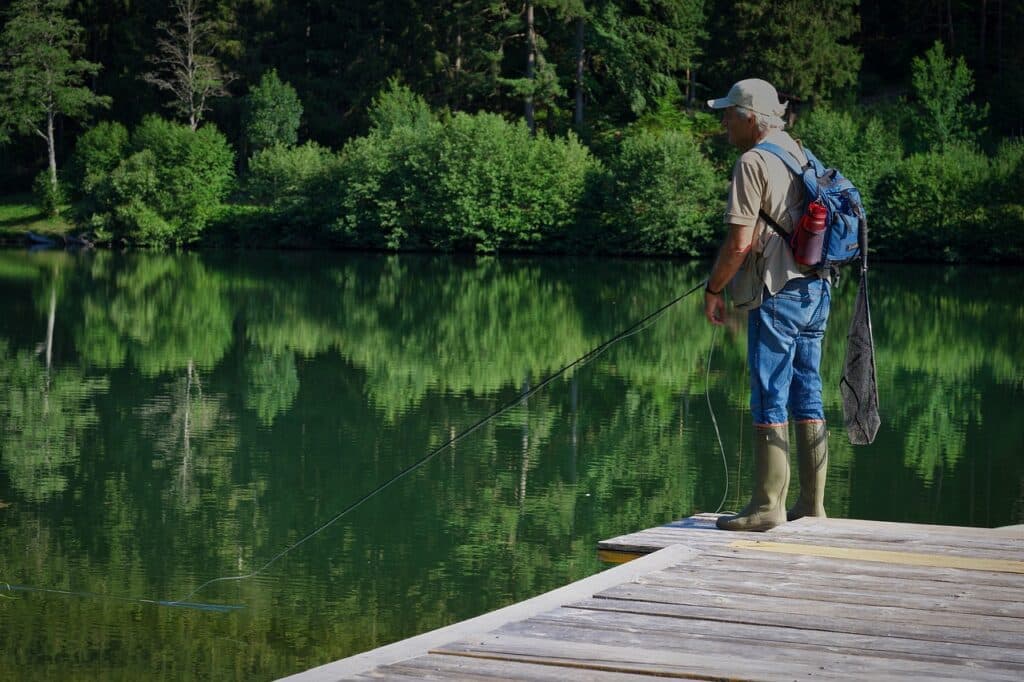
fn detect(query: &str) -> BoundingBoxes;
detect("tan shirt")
[725,131,816,310]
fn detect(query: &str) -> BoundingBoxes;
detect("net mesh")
[840,272,880,445]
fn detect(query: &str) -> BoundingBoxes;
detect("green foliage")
[31,170,67,217]
[708,0,861,104]
[67,121,130,196]
[874,144,990,262]
[83,116,235,246]
[790,106,903,212]
[911,41,988,152]
[244,69,303,151]
[427,112,598,252]
[334,83,599,253]
[588,0,707,116]
[599,127,721,256]
[367,78,439,136]
[247,141,337,205]
[0,0,110,186]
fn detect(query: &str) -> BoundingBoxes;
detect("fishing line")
[0,582,243,612]
[704,324,729,514]
[168,278,711,606]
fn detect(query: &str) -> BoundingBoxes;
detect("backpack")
[754,142,866,271]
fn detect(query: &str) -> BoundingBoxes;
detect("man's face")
[721,106,759,151]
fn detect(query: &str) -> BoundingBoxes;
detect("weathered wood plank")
[639,567,1024,618]
[728,539,1024,571]
[678,544,1024,589]
[434,632,1022,681]
[570,595,1024,650]
[772,518,1024,556]
[595,582,1024,633]
[531,606,1024,666]
[356,653,676,681]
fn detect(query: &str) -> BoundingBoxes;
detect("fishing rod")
[168,277,716,606]
[5,277,729,611]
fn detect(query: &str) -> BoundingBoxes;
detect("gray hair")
[735,105,787,133]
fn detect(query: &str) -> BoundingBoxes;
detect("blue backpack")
[754,142,866,271]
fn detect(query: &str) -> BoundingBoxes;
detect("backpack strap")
[751,142,807,240]
[753,142,807,177]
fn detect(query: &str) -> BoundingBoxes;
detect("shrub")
[68,121,130,197]
[333,118,440,249]
[874,144,990,262]
[247,141,338,205]
[791,106,903,213]
[85,116,235,246]
[368,78,439,136]
[244,69,303,151]
[910,41,988,152]
[599,128,721,256]
[428,112,599,252]
[32,171,67,217]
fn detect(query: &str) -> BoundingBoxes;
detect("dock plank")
[570,595,1024,651]
[287,516,1024,681]
[676,544,1024,589]
[639,566,1024,617]
[596,582,1024,633]
[434,632,1022,681]
[497,610,1024,673]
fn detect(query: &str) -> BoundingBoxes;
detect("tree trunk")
[525,1,536,135]
[574,17,585,129]
[46,110,60,214]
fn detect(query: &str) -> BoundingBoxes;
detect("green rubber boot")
[717,424,790,532]
[787,420,828,521]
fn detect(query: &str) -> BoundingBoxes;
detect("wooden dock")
[282,515,1024,681]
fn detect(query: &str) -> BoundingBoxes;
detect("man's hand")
[705,290,726,325]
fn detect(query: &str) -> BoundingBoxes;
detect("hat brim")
[706,97,733,109]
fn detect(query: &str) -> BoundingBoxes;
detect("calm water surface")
[0,250,1021,680]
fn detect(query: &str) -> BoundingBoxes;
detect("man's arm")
[704,223,754,325]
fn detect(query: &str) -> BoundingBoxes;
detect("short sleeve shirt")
[725,130,816,300]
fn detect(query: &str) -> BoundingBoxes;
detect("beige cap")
[707,79,786,117]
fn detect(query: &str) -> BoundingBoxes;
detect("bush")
[32,170,67,217]
[68,121,130,198]
[874,144,990,262]
[599,128,721,256]
[333,116,441,249]
[791,106,903,214]
[979,139,1024,261]
[85,116,235,246]
[247,141,338,205]
[244,69,303,152]
[245,141,341,236]
[428,112,599,252]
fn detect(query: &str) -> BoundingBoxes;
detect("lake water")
[0,249,1021,680]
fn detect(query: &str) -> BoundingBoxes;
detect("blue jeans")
[748,277,831,425]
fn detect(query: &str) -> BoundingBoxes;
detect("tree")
[911,40,988,151]
[142,0,234,131]
[243,69,303,152]
[0,0,109,204]
[705,0,860,105]
[588,0,706,118]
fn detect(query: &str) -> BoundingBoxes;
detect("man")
[704,78,830,532]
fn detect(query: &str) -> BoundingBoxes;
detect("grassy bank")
[0,194,74,244]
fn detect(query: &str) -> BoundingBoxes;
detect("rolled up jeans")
[748,276,831,425]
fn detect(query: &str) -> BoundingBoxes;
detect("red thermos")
[792,201,827,265]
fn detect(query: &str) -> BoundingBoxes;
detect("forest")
[1,0,1022,260]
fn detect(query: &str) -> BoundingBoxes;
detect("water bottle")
[792,201,827,265]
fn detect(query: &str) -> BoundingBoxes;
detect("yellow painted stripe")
[597,549,644,565]
[729,540,1024,574]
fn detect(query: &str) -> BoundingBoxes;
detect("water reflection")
[0,249,1020,680]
